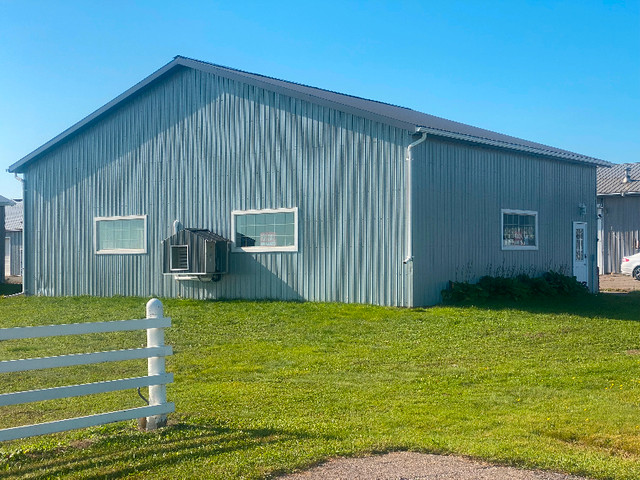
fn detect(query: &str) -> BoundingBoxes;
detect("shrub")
[441,281,487,302]
[542,270,589,296]
[441,271,588,303]
[0,283,21,296]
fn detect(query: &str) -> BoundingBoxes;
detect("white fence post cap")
[146,298,163,318]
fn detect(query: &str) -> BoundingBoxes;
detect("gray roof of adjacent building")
[598,163,640,196]
[8,56,611,174]
[5,199,23,231]
[0,195,14,207]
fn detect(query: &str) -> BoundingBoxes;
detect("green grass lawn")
[0,294,640,479]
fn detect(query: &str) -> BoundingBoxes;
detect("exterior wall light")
[579,203,587,216]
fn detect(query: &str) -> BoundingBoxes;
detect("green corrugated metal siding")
[22,68,411,305]
[598,195,640,273]
[412,137,598,306]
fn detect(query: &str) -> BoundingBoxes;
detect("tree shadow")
[432,291,640,323]
[0,421,331,479]
[172,253,304,302]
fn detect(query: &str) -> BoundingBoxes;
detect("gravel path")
[599,273,640,292]
[280,452,590,480]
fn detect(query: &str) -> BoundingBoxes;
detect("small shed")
[162,229,230,281]
[597,163,640,273]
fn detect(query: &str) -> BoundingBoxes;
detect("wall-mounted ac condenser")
[162,229,230,281]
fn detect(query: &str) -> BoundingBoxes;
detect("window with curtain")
[501,209,538,250]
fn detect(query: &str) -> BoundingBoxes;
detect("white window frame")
[501,209,538,251]
[231,207,298,253]
[94,215,148,255]
[170,244,190,271]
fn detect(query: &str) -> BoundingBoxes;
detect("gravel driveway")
[599,273,640,292]
[280,452,590,480]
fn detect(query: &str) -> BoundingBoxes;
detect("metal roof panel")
[0,195,15,207]
[598,163,640,195]
[5,199,23,231]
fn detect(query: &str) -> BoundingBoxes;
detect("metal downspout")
[403,130,428,265]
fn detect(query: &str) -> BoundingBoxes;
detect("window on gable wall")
[501,209,538,250]
[231,207,298,252]
[94,215,147,254]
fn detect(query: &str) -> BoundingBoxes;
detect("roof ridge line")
[175,56,417,112]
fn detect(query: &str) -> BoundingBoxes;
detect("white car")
[621,252,640,280]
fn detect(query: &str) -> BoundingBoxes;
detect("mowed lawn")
[0,294,639,479]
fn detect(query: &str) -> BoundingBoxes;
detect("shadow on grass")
[0,422,328,479]
[0,284,21,296]
[435,291,640,323]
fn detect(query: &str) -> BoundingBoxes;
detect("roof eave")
[0,195,15,207]
[414,127,611,167]
[597,192,640,197]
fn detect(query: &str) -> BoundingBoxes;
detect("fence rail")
[0,317,171,340]
[0,298,174,442]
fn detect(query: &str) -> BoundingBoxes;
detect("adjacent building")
[597,163,640,274]
[0,195,15,282]
[4,199,23,277]
[8,56,609,305]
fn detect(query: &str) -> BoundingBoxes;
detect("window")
[231,207,298,252]
[170,245,189,271]
[501,209,538,250]
[94,215,147,254]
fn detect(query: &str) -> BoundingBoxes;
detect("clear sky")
[1,0,638,199]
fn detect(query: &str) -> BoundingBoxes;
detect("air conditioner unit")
[162,229,230,282]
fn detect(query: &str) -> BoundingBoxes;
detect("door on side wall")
[573,222,588,285]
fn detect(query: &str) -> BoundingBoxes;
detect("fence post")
[145,298,167,430]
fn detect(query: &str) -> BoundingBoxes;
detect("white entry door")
[573,222,588,284]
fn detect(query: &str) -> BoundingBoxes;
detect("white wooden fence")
[0,298,174,442]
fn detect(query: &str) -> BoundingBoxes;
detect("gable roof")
[8,56,610,173]
[5,199,23,231]
[0,195,14,207]
[598,163,640,195]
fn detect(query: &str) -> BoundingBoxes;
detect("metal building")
[4,199,23,277]
[8,56,609,306]
[597,163,640,274]
[0,195,15,282]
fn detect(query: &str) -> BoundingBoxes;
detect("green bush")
[0,283,21,296]
[542,270,589,296]
[440,281,487,302]
[441,271,588,303]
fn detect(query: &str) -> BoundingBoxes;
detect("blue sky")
[1,0,638,199]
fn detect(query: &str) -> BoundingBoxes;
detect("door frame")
[572,221,588,286]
